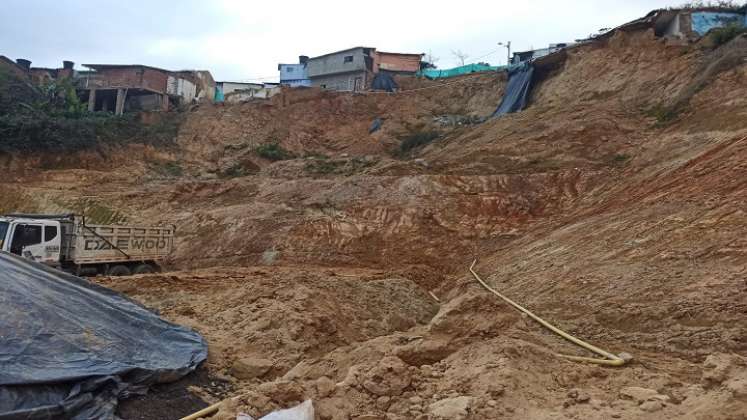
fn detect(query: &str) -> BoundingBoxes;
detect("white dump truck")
[0,214,174,276]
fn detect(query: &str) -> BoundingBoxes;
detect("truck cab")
[0,216,62,267]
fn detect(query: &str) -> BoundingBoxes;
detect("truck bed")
[64,223,174,264]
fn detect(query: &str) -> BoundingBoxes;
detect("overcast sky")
[1,0,681,82]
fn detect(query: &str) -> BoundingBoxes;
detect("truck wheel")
[132,264,155,275]
[108,265,132,276]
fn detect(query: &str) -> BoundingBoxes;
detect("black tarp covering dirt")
[493,62,535,116]
[371,72,398,92]
[0,252,208,420]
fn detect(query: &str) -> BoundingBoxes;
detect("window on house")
[286,67,294,72]
[320,84,327,89]
[344,56,353,63]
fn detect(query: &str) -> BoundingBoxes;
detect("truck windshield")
[0,221,8,248]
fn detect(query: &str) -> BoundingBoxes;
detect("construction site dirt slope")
[6,29,747,419]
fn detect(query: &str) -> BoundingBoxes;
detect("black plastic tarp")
[493,62,535,116]
[371,72,398,92]
[0,252,208,419]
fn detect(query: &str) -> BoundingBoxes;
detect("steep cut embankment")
[6,28,747,420]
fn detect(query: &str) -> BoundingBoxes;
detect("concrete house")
[306,47,377,92]
[216,81,281,103]
[175,70,216,102]
[305,47,424,91]
[511,43,573,65]
[658,8,746,40]
[278,56,311,87]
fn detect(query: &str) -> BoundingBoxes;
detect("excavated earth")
[5,29,747,419]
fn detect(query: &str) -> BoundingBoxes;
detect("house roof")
[308,46,376,61]
[82,64,172,73]
[218,81,265,87]
[376,51,424,57]
[669,6,747,13]
[278,63,307,71]
[0,55,23,69]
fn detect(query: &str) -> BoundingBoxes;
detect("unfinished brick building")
[78,64,171,114]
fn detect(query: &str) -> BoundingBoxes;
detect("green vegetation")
[678,1,745,10]
[150,161,184,177]
[612,153,631,164]
[303,152,329,160]
[305,159,344,175]
[645,104,680,125]
[255,142,295,161]
[304,157,377,176]
[220,163,247,178]
[710,23,747,46]
[0,68,181,153]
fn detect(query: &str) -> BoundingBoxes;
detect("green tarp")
[417,63,505,79]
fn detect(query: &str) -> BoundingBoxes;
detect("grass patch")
[150,161,183,177]
[612,154,630,164]
[710,23,747,47]
[0,69,182,153]
[220,163,247,178]
[255,142,295,161]
[645,104,680,126]
[304,157,376,176]
[305,160,343,174]
[303,152,329,160]
[677,1,744,11]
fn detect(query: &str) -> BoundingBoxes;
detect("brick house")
[78,64,172,114]
[374,51,424,74]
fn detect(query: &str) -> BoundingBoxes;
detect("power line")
[222,75,280,83]
[472,49,500,62]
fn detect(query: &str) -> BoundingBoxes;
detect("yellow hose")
[179,401,222,420]
[469,259,630,366]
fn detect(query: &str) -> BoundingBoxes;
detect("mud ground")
[7,29,747,419]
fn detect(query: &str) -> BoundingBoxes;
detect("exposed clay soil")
[5,30,747,419]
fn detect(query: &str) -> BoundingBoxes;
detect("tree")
[423,50,439,69]
[451,49,469,66]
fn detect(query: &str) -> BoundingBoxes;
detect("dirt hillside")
[5,28,747,419]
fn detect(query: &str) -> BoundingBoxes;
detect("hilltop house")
[510,43,574,65]
[302,47,423,92]
[278,56,311,87]
[77,64,177,114]
[1,57,214,114]
[215,81,281,103]
[657,7,747,40]
[305,47,376,92]
[374,51,424,74]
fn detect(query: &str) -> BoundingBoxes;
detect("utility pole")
[498,41,511,65]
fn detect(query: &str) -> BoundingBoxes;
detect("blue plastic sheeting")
[418,63,505,80]
[0,252,208,419]
[371,72,398,92]
[691,12,744,35]
[492,62,534,117]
